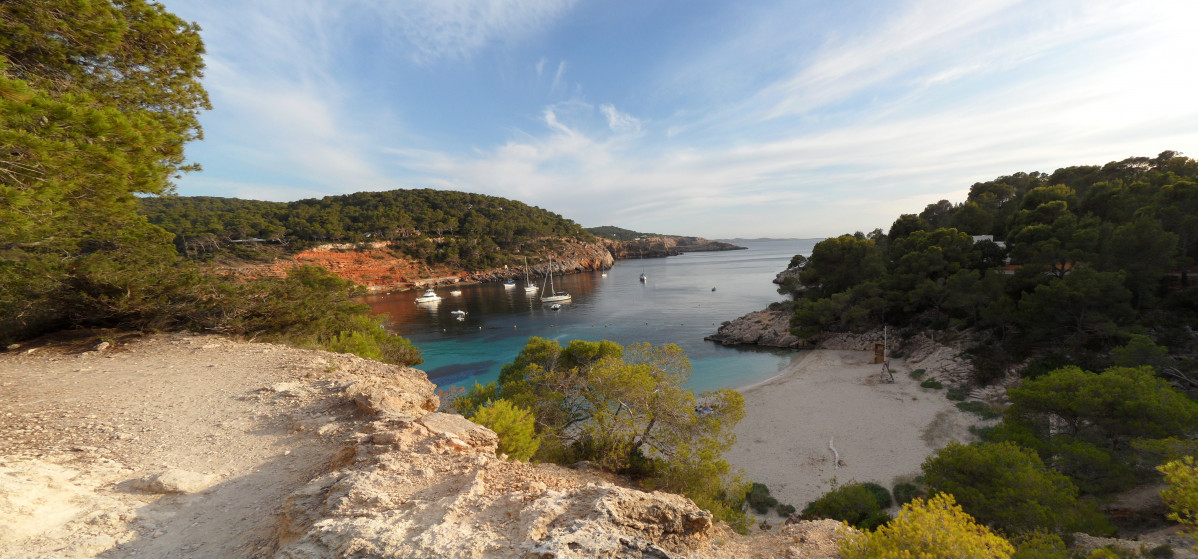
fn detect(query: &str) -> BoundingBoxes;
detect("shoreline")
[726,349,977,513]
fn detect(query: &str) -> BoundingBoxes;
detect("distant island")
[587,225,747,258]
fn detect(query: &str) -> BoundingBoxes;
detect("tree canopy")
[453,337,749,529]
[1,0,209,338]
[780,152,1198,382]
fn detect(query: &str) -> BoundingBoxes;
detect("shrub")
[920,379,944,389]
[909,369,926,380]
[776,503,796,516]
[838,493,1014,559]
[1011,531,1069,559]
[747,482,778,514]
[803,482,890,530]
[1158,456,1197,551]
[861,482,893,508]
[946,387,968,401]
[469,399,540,461]
[892,481,923,506]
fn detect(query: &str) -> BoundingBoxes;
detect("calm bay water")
[365,239,818,393]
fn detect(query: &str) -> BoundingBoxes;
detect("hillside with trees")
[780,151,1198,387]
[786,153,1198,553]
[140,190,596,271]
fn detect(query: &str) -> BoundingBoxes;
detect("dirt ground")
[0,332,356,558]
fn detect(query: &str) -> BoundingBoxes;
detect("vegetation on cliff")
[781,152,1198,384]
[586,225,662,241]
[0,1,419,366]
[140,190,596,271]
[453,337,751,531]
[788,153,1198,549]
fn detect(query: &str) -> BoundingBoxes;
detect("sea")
[365,238,819,394]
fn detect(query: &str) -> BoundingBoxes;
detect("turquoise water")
[366,239,818,393]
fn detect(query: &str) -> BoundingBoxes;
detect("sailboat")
[523,257,538,294]
[540,255,572,303]
[638,249,647,282]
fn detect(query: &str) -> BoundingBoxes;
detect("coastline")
[725,349,978,513]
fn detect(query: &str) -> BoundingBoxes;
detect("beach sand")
[726,349,977,512]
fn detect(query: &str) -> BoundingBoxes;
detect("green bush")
[747,482,778,514]
[920,379,943,389]
[862,482,893,508]
[776,503,796,516]
[1011,531,1070,559]
[469,399,541,461]
[956,400,1002,420]
[892,481,923,506]
[908,369,926,380]
[803,482,890,530]
[946,387,968,401]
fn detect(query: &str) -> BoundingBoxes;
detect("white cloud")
[600,105,642,134]
[551,60,568,94]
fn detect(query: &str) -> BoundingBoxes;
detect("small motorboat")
[450,290,463,296]
[414,289,441,303]
[504,279,516,288]
[550,303,562,310]
[450,309,467,317]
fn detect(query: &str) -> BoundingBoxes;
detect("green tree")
[1,0,210,340]
[470,399,541,462]
[994,366,1198,495]
[798,235,885,297]
[1013,267,1134,357]
[921,441,1108,535]
[838,493,1015,559]
[455,337,747,526]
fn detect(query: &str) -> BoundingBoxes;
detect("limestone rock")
[275,417,714,559]
[705,309,805,348]
[342,363,438,418]
[131,469,215,494]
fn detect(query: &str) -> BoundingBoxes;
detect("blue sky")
[168,0,1198,239]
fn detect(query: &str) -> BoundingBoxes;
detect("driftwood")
[829,437,839,470]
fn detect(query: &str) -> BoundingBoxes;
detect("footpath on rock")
[0,333,845,559]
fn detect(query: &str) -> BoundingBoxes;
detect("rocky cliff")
[0,333,848,559]
[705,305,808,349]
[221,238,614,292]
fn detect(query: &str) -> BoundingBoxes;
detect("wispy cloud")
[173,0,1198,237]
[369,0,577,65]
[600,105,642,135]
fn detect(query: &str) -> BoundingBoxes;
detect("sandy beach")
[726,349,978,513]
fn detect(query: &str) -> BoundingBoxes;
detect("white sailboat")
[540,255,572,303]
[523,257,538,294]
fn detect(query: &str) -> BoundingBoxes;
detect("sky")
[167,0,1198,239]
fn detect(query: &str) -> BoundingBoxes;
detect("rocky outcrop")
[705,307,807,349]
[604,236,745,259]
[275,409,716,559]
[773,267,801,285]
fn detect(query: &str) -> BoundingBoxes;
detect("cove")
[367,239,817,393]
